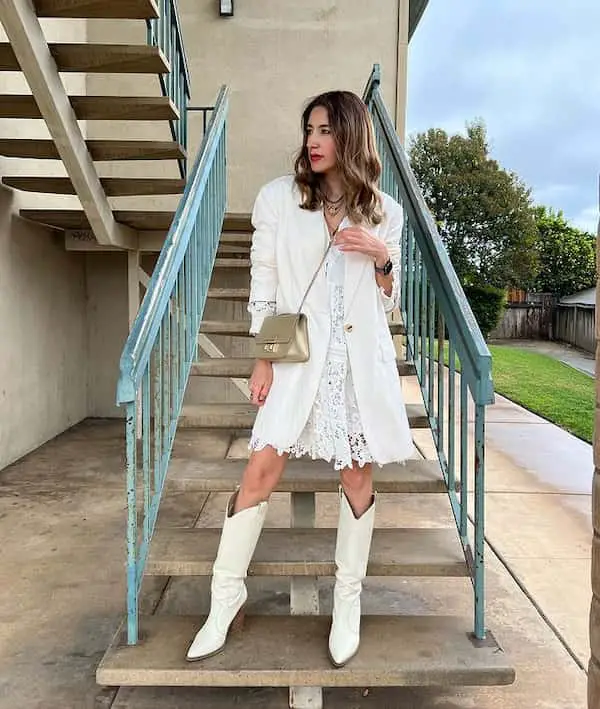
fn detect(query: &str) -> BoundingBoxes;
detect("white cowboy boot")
[186,492,268,661]
[328,487,375,667]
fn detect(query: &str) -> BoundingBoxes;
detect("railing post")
[363,70,493,647]
[126,402,139,645]
[473,403,486,640]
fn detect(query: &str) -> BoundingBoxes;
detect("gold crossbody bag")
[252,240,333,363]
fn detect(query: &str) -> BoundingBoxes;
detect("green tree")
[534,206,596,298]
[408,120,539,289]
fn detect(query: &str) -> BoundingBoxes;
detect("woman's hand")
[335,226,389,267]
[249,359,273,407]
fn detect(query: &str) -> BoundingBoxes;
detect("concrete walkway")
[491,338,596,377]
[0,377,591,707]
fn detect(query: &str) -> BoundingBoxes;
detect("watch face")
[383,259,393,275]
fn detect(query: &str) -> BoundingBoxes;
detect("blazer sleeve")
[378,198,403,313]
[247,183,279,335]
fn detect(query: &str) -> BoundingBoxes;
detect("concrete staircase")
[96,216,515,701]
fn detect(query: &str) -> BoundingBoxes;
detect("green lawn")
[487,345,594,443]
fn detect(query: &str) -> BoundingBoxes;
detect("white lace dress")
[248,243,374,471]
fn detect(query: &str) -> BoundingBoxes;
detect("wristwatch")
[374,258,393,276]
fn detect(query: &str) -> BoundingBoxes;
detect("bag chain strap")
[296,221,340,315]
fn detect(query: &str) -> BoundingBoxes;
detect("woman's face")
[306,105,337,174]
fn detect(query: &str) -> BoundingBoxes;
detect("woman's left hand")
[335,226,389,267]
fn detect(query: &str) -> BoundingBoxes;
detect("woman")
[187,90,414,667]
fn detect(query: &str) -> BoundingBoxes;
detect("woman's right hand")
[249,359,273,407]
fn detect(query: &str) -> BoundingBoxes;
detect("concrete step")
[146,527,467,577]
[97,615,514,687]
[198,320,406,338]
[190,357,415,378]
[167,458,447,494]
[178,403,429,430]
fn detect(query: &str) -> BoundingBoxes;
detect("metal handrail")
[363,64,492,640]
[117,85,229,644]
[364,67,493,407]
[147,0,192,176]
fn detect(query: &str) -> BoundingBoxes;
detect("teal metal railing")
[147,0,191,177]
[363,65,494,640]
[116,86,229,645]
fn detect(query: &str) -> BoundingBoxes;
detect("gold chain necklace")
[324,193,345,217]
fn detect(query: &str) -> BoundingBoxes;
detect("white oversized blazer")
[248,175,414,465]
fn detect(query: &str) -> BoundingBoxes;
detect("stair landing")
[97,615,514,688]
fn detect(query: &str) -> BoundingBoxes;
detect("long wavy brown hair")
[294,91,383,225]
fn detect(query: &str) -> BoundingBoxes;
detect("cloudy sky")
[407,0,600,234]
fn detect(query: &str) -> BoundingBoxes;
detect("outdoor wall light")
[219,0,234,16]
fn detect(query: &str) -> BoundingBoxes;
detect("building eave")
[409,0,429,41]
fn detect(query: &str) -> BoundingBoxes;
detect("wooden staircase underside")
[4,176,185,196]
[0,43,169,73]
[0,95,179,120]
[33,0,159,19]
[0,139,185,161]
[0,0,186,248]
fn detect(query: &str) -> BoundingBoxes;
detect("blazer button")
[344,324,353,333]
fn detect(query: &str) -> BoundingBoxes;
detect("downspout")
[395,0,409,143]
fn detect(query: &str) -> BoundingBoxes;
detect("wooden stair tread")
[20,209,175,231]
[0,95,179,120]
[216,246,250,258]
[178,403,429,429]
[0,43,169,73]
[219,232,252,245]
[147,527,467,577]
[0,140,184,161]
[213,258,251,268]
[33,0,159,18]
[199,320,253,336]
[167,458,447,494]
[222,213,252,232]
[96,615,514,687]
[190,357,415,378]
[206,288,251,301]
[4,177,185,196]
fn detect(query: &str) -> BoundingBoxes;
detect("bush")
[463,284,506,340]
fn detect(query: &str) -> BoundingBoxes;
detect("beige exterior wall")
[0,4,413,462]
[0,182,88,471]
[0,19,91,470]
[85,0,408,211]
[81,1,410,411]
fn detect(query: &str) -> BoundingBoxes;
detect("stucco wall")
[0,187,88,470]
[0,19,91,469]
[85,253,129,418]
[85,0,407,210]
[80,2,408,413]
